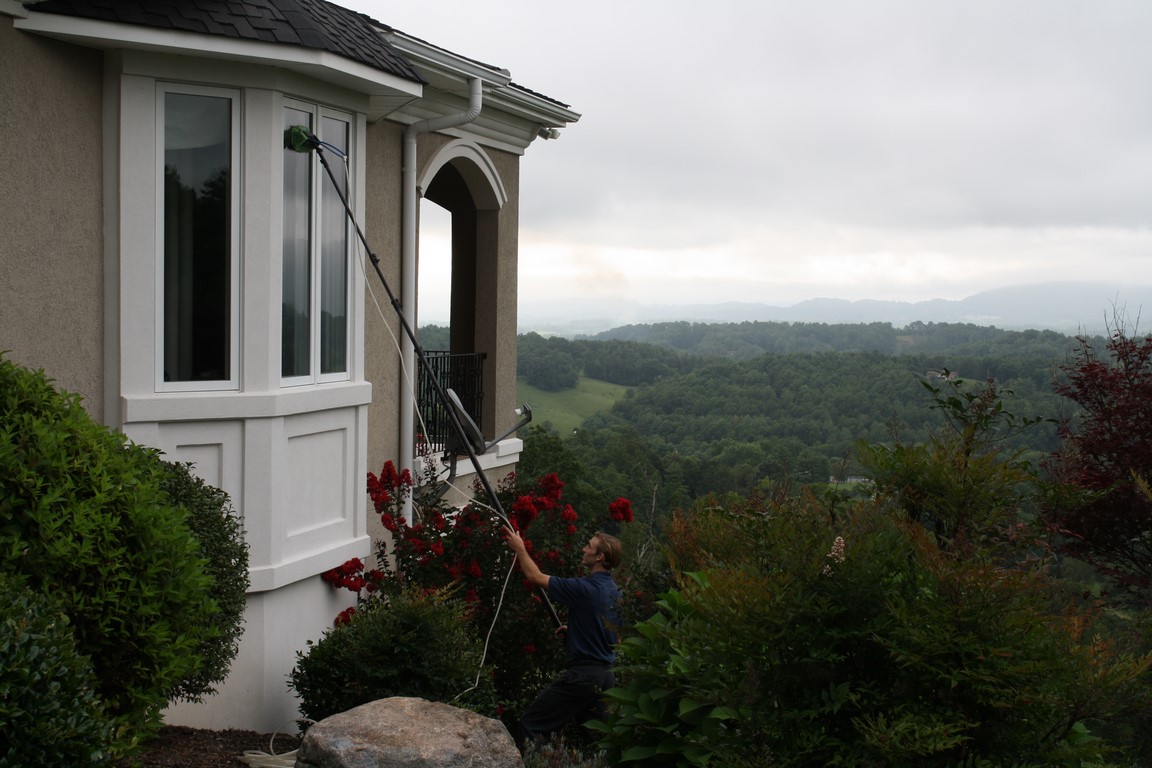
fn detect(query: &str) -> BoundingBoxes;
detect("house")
[0,0,578,732]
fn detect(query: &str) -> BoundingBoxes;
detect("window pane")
[163,93,231,382]
[282,108,312,377]
[319,116,349,375]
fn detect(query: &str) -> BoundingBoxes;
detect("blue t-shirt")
[547,571,622,665]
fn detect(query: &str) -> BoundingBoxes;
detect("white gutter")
[400,77,484,521]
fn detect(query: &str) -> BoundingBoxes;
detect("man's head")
[582,531,623,571]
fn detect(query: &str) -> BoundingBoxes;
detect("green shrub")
[289,585,492,723]
[0,574,113,767]
[0,355,218,756]
[158,460,249,702]
[591,498,1152,767]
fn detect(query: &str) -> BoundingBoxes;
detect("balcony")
[417,350,486,451]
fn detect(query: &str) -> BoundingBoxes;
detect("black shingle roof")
[27,0,425,84]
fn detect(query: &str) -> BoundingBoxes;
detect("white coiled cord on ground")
[238,719,313,767]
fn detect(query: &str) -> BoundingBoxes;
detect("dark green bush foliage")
[289,585,491,723]
[858,372,1048,545]
[591,499,1151,767]
[0,355,218,756]
[158,460,249,702]
[0,574,113,767]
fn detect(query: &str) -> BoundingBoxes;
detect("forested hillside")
[508,321,1095,506]
[594,319,1084,360]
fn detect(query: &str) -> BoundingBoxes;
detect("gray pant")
[520,662,614,744]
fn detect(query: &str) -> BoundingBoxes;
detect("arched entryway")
[417,140,509,438]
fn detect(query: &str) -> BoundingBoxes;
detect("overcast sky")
[344,0,1152,323]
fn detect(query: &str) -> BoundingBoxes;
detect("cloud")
[350,0,1152,316]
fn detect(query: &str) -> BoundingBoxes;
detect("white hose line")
[237,719,312,767]
[238,749,297,767]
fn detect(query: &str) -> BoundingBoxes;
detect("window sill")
[122,380,373,423]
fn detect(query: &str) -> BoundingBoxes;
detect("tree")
[518,333,580,391]
[1045,329,1152,606]
[857,371,1048,546]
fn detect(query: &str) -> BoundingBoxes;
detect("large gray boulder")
[294,697,523,768]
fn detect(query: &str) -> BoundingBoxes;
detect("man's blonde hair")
[593,532,623,570]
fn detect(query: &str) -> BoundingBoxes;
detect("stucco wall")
[485,146,521,439]
[0,19,105,420]
[363,118,405,538]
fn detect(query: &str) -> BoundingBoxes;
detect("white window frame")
[154,82,242,393]
[281,99,355,388]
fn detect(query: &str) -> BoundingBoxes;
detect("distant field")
[515,376,627,436]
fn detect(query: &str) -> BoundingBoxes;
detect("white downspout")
[400,77,484,522]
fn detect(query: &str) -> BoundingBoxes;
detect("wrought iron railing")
[417,351,486,451]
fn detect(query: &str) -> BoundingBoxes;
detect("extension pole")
[313,146,563,629]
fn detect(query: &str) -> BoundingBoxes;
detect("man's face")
[580,536,603,569]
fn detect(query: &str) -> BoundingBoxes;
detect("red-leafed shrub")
[1046,330,1152,606]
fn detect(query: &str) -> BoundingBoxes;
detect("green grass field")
[515,376,627,436]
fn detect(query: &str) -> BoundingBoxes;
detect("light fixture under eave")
[537,127,561,140]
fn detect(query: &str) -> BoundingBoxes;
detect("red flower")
[467,560,483,578]
[334,606,357,626]
[378,460,412,492]
[512,495,539,529]
[537,473,565,502]
[560,504,578,522]
[609,497,634,523]
[367,473,391,509]
[523,643,537,655]
[565,525,577,535]
[430,539,444,557]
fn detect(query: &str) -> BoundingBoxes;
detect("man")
[503,525,624,745]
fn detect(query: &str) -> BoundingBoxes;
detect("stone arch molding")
[418,139,507,210]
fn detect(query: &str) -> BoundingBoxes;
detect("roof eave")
[490,84,581,129]
[14,11,423,109]
[384,29,579,133]
[383,29,512,92]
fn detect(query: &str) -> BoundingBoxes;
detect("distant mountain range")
[520,282,1152,337]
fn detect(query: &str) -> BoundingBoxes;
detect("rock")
[294,697,523,768]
